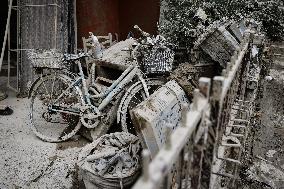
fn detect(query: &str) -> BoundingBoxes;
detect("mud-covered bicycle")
[28,49,165,142]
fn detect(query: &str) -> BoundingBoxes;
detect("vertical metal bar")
[73,0,77,53]
[181,104,188,127]
[199,77,211,99]
[7,0,11,86]
[54,0,58,49]
[18,0,22,92]
[192,89,200,111]
[16,0,20,91]
[0,0,13,72]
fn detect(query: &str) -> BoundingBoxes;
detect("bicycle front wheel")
[30,74,82,142]
[118,78,166,135]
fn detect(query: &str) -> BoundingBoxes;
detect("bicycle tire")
[118,78,166,135]
[30,74,82,142]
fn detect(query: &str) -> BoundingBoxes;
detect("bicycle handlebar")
[134,25,151,38]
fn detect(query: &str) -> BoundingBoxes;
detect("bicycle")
[28,46,165,142]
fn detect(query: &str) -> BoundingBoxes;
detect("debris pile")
[78,132,141,189]
[101,38,137,66]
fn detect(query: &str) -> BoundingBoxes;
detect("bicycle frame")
[50,60,150,116]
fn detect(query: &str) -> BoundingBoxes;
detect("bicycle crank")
[80,109,102,129]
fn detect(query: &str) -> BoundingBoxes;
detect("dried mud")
[241,55,284,188]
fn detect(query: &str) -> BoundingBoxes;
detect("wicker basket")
[27,49,64,69]
[139,48,174,74]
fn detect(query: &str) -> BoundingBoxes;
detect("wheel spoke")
[30,75,81,142]
[141,90,147,100]
[41,77,51,100]
[50,74,57,102]
[119,79,165,135]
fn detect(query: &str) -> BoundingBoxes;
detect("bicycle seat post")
[76,60,84,77]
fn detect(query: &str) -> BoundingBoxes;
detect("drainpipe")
[0,0,13,72]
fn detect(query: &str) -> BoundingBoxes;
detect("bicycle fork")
[137,71,150,98]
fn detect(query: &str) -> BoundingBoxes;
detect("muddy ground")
[252,58,284,165]
[0,77,89,189]
[240,54,284,188]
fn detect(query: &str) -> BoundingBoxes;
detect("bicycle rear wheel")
[30,74,81,142]
[118,78,166,135]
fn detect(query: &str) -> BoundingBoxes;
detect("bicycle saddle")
[63,52,89,62]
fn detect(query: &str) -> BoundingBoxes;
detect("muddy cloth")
[78,132,141,189]
[0,91,13,116]
[0,106,13,116]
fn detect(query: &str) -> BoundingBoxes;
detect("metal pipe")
[7,0,11,86]
[54,0,58,49]
[16,0,20,91]
[12,4,61,8]
[73,0,77,53]
[91,65,134,99]
[98,67,138,110]
[0,0,13,72]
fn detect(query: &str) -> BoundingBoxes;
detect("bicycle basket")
[27,49,64,69]
[139,48,174,74]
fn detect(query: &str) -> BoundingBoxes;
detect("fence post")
[192,89,200,111]
[208,76,225,189]
[189,78,212,189]
[165,126,172,150]
[142,149,151,181]
[212,76,225,102]
[199,77,211,99]
[222,69,228,77]
[181,103,188,127]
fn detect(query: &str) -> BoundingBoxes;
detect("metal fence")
[132,31,257,189]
